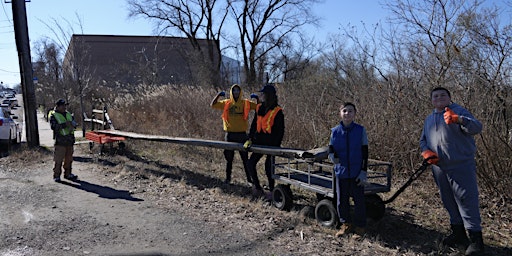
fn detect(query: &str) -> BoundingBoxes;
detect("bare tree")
[265,34,321,82]
[126,0,320,87]
[39,14,94,132]
[228,0,319,86]
[378,0,512,195]
[127,0,229,87]
[32,39,63,109]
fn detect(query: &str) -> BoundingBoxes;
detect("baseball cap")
[55,99,68,106]
[258,84,276,94]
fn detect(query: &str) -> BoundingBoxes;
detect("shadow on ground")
[57,179,143,201]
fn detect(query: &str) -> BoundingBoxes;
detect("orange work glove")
[444,107,459,125]
[421,150,439,165]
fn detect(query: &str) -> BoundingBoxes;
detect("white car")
[0,107,22,151]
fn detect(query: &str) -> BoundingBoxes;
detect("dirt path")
[0,105,291,256]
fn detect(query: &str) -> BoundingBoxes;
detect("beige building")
[62,34,221,86]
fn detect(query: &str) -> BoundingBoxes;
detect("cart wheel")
[315,199,338,228]
[272,184,293,211]
[365,194,385,220]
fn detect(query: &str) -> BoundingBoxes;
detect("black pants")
[247,153,275,191]
[223,132,250,182]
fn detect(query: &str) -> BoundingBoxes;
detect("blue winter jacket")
[330,122,368,179]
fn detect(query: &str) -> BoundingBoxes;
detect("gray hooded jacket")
[420,103,483,170]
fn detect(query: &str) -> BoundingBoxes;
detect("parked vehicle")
[1,98,18,109]
[10,98,18,107]
[0,107,22,151]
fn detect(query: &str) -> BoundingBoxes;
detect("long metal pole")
[11,0,39,147]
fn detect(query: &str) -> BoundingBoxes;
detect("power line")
[0,1,13,26]
[0,68,19,74]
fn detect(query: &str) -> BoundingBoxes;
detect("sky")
[0,0,388,88]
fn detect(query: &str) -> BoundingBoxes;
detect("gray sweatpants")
[431,161,482,231]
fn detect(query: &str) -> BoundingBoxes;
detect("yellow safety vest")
[51,111,74,136]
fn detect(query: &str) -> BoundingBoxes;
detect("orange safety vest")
[222,99,251,122]
[256,105,282,134]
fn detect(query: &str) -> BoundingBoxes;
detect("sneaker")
[53,177,61,182]
[335,223,353,237]
[64,174,78,180]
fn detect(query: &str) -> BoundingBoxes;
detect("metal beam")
[93,129,326,160]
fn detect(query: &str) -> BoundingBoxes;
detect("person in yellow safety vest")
[211,84,258,184]
[49,99,78,182]
[243,84,285,198]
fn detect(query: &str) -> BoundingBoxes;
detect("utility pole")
[10,0,40,147]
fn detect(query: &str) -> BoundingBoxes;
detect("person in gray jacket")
[420,87,484,255]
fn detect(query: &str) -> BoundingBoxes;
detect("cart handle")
[383,159,430,204]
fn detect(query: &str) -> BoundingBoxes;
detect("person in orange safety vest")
[211,84,258,184]
[243,84,285,198]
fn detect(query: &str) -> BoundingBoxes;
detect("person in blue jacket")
[328,102,368,239]
[420,87,484,255]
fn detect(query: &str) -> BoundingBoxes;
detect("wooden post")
[11,0,39,147]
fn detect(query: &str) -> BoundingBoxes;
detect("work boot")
[465,230,484,256]
[335,223,352,237]
[352,226,366,240]
[443,224,469,248]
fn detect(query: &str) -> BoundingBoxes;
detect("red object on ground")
[85,131,125,144]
